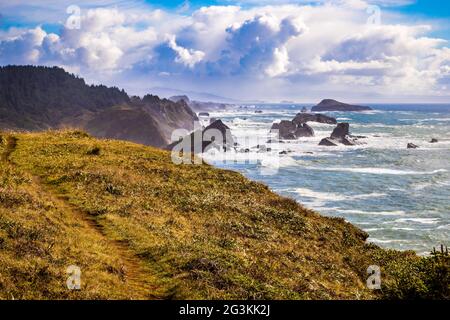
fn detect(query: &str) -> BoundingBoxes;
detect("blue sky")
[149,0,450,12]
[0,0,449,102]
[395,0,450,18]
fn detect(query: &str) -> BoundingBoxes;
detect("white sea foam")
[419,118,450,122]
[338,209,406,216]
[305,166,447,175]
[203,150,299,171]
[394,218,440,224]
[368,238,410,244]
[293,188,387,202]
[388,187,405,191]
[207,106,450,253]
[438,181,450,187]
[412,182,434,190]
[260,155,298,168]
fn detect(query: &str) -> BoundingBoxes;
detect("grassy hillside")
[0,130,448,299]
[0,134,158,299]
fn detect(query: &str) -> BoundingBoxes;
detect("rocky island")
[312,99,372,112]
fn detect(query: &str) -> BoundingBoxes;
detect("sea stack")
[167,119,234,153]
[271,112,337,140]
[319,123,365,146]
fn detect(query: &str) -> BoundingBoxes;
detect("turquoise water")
[204,104,450,255]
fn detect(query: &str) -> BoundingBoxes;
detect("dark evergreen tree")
[0,65,130,129]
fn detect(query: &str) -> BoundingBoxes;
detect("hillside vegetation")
[0,66,129,130]
[0,130,448,299]
[0,66,198,147]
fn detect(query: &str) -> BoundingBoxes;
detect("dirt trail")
[4,135,160,299]
[35,178,160,299]
[1,135,18,162]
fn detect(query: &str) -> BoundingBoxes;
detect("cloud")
[0,2,449,102]
[266,46,290,77]
[0,1,150,26]
[166,35,205,68]
[205,13,307,76]
[0,27,47,64]
[311,24,449,94]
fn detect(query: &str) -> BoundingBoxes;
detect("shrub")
[66,130,90,138]
[105,183,122,195]
[381,245,449,300]
[86,146,101,155]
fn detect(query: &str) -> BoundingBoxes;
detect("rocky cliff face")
[0,66,198,148]
[131,94,198,144]
[170,95,233,112]
[83,106,167,148]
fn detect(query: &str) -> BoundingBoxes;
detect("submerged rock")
[266,139,285,144]
[341,136,359,146]
[407,143,419,149]
[319,138,338,146]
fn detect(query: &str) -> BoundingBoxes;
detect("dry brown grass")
[1,129,444,300]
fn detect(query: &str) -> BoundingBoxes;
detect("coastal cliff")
[0,130,447,299]
[0,66,198,148]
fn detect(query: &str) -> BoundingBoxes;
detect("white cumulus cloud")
[0,2,448,102]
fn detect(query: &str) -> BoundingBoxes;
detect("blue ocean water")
[204,104,450,255]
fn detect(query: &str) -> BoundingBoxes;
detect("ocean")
[201,104,450,255]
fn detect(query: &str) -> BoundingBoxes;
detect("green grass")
[0,130,448,300]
